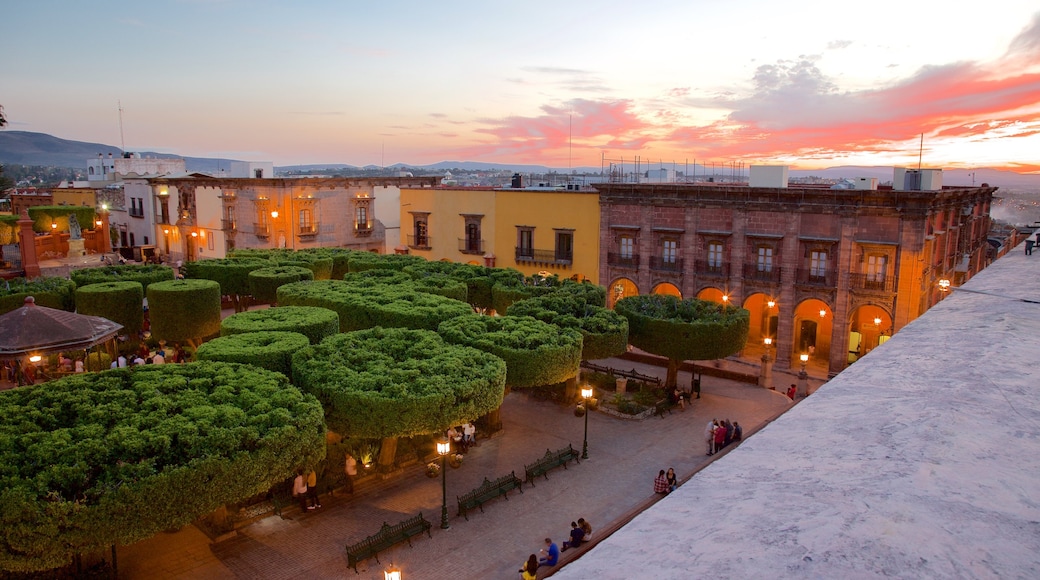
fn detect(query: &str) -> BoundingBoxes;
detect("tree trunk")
[377,437,397,470]
[564,374,578,402]
[665,358,680,389]
[483,386,508,435]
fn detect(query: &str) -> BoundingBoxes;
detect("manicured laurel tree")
[0,362,325,573]
[404,261,495,310]
[75,281,144,338]
[342,269,415,287]
[296,256,333,280]
[614,294,750,388]
[0,277,77,314]
[556,279,608,307]
[347,252,425,273]
[297,248,358,280]
[409,273,468,302]
[26,206,96,234]
[291,327,506,438]
[277,280,472,332]
[182,257,269,312]
[490,270,561,314]
[196,331,310,377]
[146,279,222,345]
[437,314,583,388]
[221,306,340,345]
[70,264,175,289]
[248,265,315,304]
[506,292,628,361]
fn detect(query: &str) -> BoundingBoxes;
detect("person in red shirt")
[653,469,669,494]
[713,421,727,452]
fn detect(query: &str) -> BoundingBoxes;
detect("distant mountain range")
[1,130,1037,190]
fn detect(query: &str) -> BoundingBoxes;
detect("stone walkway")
[114,358,808,579]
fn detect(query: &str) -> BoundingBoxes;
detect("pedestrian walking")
[733,421,743,442]
[292,470,311,511]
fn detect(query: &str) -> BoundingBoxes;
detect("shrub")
[507,291,628,361]
[248,266,314,304]
[347,253,425,273]
[146,279,222,344]
[0,277,77,314]
[70,264,174,289]
[75,281,144,338]
[221,306,339,345]
[195,331,310,377]
[26,206,96,234]
[182,258,269,298]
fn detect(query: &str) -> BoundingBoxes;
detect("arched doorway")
[793,299,832,370]
[610,278,638,308]
[848,305,891,364]
[696,287,727,305]
[741,293,778,348]
[652,282,681,297]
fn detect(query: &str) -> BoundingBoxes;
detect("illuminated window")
[355,205,367,229]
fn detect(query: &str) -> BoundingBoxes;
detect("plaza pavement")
[115,358,809,580]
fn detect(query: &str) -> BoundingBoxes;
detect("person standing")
[713,421,726,454]
[344,453,357,494]
[1027,238,1035,255]
[704,419,716,456]
[733,421,743,442]
[463,421,476,450]
[787,384,797,400]
[654,469,669,495]
[292,471,311,511]
[305,469,321,509]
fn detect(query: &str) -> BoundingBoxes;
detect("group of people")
[110,342,189,368]
[446,421,477,453]
[705,418,742,456]
[292,469,322,511]
[520,519,593,578]
[653,467,678,494]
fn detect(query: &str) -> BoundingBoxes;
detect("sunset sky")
[4,1,1040,171]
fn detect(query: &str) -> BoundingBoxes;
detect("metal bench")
[524,444,581,486]
[456,471,523,520]
[345,513,432,573]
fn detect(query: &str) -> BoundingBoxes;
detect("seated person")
[578,518,592,540]
[561,521,585,551]
[538,537,559,567]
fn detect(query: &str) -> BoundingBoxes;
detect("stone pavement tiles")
[116,363,790,579]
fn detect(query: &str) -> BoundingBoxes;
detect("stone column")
[17,210,40,279]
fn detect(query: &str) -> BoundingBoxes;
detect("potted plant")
[425,462,440,478]
[448,453,464,468]
[574,403,586,417]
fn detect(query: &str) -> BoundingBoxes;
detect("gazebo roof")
[0,296,123,358]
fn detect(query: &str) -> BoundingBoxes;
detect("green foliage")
[507,290,628,360]
[342,269,414,287]
[0,361,325,572]
[437,314,583,388]
[248,266,314,304]
[70,264,175,289]
[409,273,468,302]
[347,252,425,273]
[195,331,310,377]
[277,280,473,332]
[291,327,506,438]
[146,279,222,343]
[221,306,340,345]
[0,215,20,245]
[182,258,269,297]
[84,351,111,372]
[490,270,560,313]
[403,261,495,309]
[295,248,359,280]
[75,281,144,337]
[26,206,96,234]
[0,277,76,314]
[614,295,749,361]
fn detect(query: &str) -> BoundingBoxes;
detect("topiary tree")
[26,206,95,234]
[70,264,174,289]
[248,265,314,304]
[506,291,628,361]
[0,277,77,314]
[490,270,561,314]
[0,361,325,573]
[182,258,269,313]
[221,306,339,345]
[292,327,506,469]
[347,252,425,273]
[196,331,310,377]
[75,281,144,339]
[146,279,222,348]
[614,295,750,388]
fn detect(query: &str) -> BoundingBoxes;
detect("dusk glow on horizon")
[4,1,1040,172]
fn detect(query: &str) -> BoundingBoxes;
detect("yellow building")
[399,185,601,283]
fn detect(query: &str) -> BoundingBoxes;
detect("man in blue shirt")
[538,537,559,567]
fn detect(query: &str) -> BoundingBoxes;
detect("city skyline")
[4,1,1039,172]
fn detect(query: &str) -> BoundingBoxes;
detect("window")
[465,223,481,253]
[555,230,574,262]
[867,254,887,283]
[355,205,368,229]
[757,246,773,272]
[663,239,678,264]
[619,236,634,259]
[517,227,534,258]
[810,250,827,278]
[708,241,723,270]
[254,168,263,179]
[414,220,428,246]
[298,209,313,234]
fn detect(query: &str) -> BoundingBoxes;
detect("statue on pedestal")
[68,214,82,240]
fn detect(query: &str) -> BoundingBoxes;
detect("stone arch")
[696,287,727,305]
[741,292,779,348]
[609,277,639,308]
[847,303,892,364]
[792,298,832,368]
[651,282,681,297]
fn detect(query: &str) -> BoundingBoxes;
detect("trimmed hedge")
[277,280,473,332]
[146,279,222,343]
[614,295,750,361]
[291,327,506,438]
[248,266,314,304]
[26,206,96,234]
[347,253,425,273]
[490,270,560,313]
[195,331,310,377]
[182,258,269,297]
[507,292,628,361]
[437,314,583,387]
[0,362,325,572]
[296,248,358,280]
[221,306,339,345]
[342,269,414,287]
[409,273,468,303]
[0,277,77,314]
[70,264,175,289]
[75,281,144,338]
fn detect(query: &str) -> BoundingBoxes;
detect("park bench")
[345,513,432,573]
[456,471,523,520]
[524,444,581,486]
[581,361,662,387]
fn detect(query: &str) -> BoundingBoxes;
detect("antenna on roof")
[917,133,923,172]
[118,100,126,153]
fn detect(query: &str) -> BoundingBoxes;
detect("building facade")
[597,177,998,375]
[399,185,601,283]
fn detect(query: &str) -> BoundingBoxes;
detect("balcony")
[849,273,895,293]
[253,224,270,239]
[515,247,572,266]
[649,256,683,272]
[742,263,782,284]
[221,219,237,232]
[128,207,145,218]
[408,235,432,250]
[607,253,640,269]
[795,268,836,288]
[355,223,373,237]
[459,238,485,255]
[298,224,318,239]
[693,260,729,277]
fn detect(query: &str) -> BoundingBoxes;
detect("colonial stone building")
[597,174,998,376]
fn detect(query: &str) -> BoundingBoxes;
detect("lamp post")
[384,563,402,580]
[436,439,450,529]
[760,337,774,389]
[797,353,809,398]
[580,386,593,459]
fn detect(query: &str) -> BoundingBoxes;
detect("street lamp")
[760,337,774,389]
[384,563,402,580]
[798,353,809,398]
[436,439,450,529]
[580,386,593,459]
